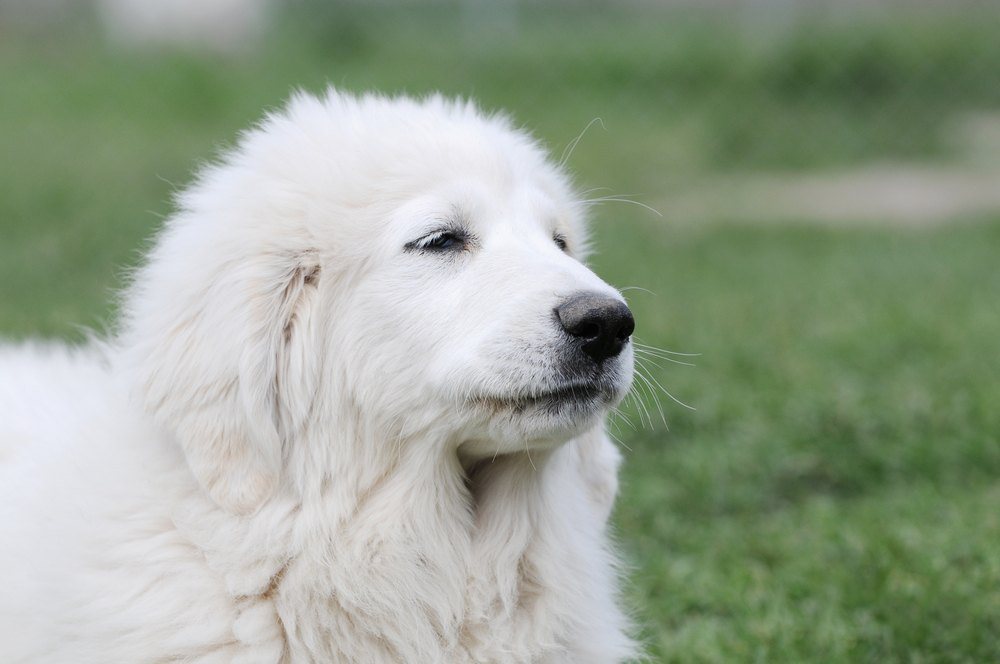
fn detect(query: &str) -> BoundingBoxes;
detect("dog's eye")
[425,232,461,250]
[406,229,468,253]
[553,233,568,252]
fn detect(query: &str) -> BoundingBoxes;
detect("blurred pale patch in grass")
[657,159,1000,227]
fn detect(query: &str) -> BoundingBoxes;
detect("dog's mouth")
[474,381,613,413]
[459,375,629,455]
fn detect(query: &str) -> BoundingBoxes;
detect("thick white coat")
[0,91,637,663]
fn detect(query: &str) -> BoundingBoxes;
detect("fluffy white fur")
[0,90,637,663]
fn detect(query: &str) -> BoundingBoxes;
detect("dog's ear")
[120,216,321,514]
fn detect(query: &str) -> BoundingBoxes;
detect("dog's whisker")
[578,195,663,218]
[626,375,655,430]
[634,348,696,367]
[604,424,632,453]
[638,382,658,429]
[634,347,700,360]
[620,390,640,429]
[609,404,636,433]
[577,186,614,197]
[559,117,605,168]
[633,340,701,357]
[637,359,696,412]
[619,286,658,297]
[632,360,668,429]
[623,385,648,430]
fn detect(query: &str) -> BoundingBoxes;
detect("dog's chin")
[459,381,622,458]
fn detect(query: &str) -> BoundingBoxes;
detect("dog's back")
[0,344,241,663]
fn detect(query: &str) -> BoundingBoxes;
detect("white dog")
[0,90,638,663]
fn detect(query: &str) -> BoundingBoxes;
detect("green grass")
[596,222,1000,661]
[2,8,999,662]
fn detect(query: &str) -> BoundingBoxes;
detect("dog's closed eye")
[405,228,472,253]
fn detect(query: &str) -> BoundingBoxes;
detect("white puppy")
[0,90,638,663]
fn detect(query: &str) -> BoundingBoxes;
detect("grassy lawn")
[603,221,1000,661]
[2,7,999,661]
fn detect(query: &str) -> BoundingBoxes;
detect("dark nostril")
[575,322,600,339]
[616,310,635,341]
[555,291,634,363]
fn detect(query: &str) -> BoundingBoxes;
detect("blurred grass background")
[2,2,999,661]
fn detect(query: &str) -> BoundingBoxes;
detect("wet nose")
[555,292,635,363]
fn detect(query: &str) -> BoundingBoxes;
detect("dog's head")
[120,91,634,512]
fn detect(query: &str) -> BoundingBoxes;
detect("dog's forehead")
[401,141,575,226]
[253,93,586,245]
[394,140,571,210]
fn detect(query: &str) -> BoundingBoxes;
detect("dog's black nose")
[556,292,634,363]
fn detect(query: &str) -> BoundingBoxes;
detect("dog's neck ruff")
[171,420,628,662]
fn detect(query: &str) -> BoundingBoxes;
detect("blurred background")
[2,0,999,660]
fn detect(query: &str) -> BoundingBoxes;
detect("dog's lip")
[473,382,612,410]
